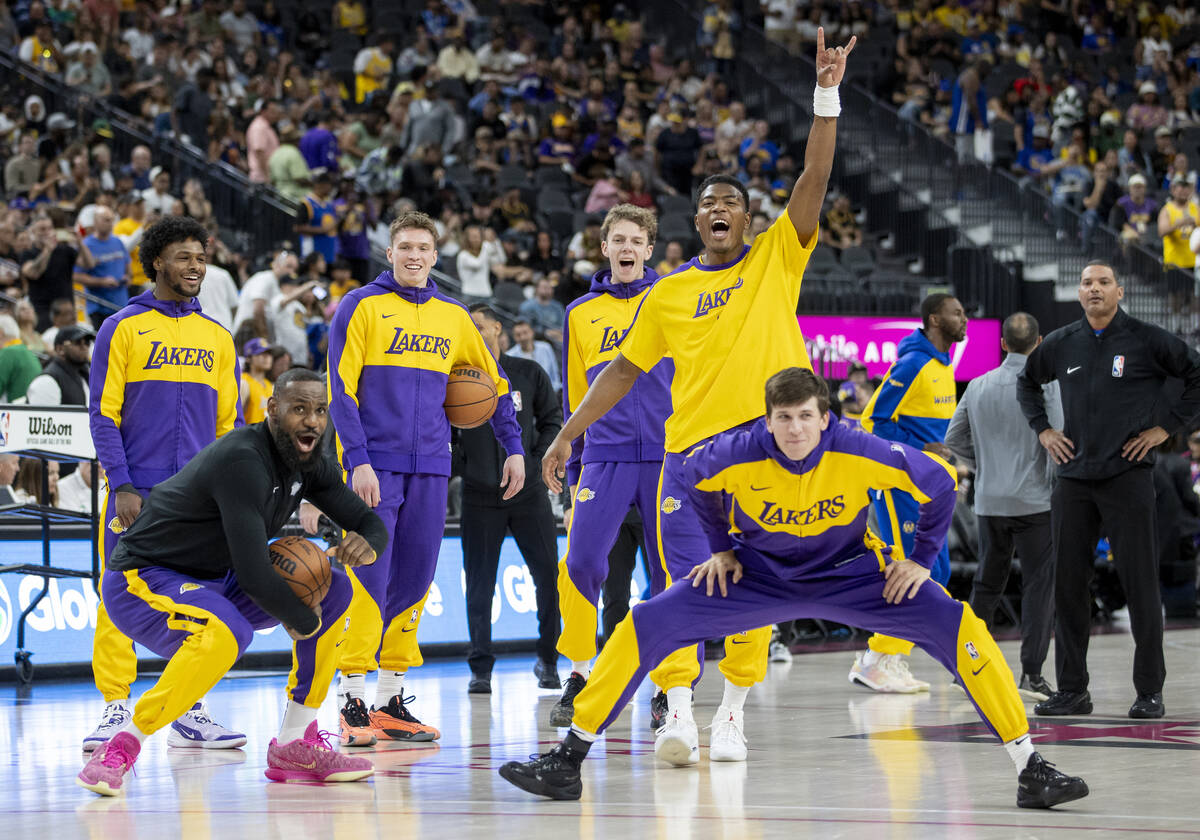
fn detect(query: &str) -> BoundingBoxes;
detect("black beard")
[270,422,322,473]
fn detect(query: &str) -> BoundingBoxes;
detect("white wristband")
[814,84,841,118]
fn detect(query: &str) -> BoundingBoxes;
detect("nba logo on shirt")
[1111,355,1124,377]
[511,390,522,411]
[965,641,980,660]
[0,411,9,447]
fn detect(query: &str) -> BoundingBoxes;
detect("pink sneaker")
[77,731,141,796]
[265,721,374,783]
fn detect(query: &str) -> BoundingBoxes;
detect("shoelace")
[99,742,135,771]
[389,693,422,722]
[186,707,214,726]
[343,699,372,727]
[302,729,337,752]
[710,716,746,745]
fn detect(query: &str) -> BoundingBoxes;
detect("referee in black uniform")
[1018,259,1200,719]
[456,305,562,694]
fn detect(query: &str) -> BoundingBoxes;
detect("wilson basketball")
[268,536,331,607]
[444,365,498,428]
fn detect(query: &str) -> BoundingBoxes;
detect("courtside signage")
[798,316,1001,381]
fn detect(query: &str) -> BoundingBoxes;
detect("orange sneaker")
[339,697,378,747]
[369,694,440,742]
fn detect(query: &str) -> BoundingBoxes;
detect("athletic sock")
[119,721,150,744]
[721,680,750,711]
[665,686,693,720]
[1004,734,1035,772]
[571,660,592,679]
[340,672,366,704]
[568,724,598,743]
[375,670,406,707]
[278,700,319,744]
[862,649,884,668]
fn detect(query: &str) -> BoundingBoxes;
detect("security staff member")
[25,324,93,406]
[457,304,562,694]
[1018,259,1200,720]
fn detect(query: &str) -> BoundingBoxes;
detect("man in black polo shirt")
[456,304,563,694]
[1018,259,1200,719]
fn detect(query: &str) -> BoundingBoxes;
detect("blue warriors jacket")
[861,328,956,446]
[89,290,243,492]
[327,272,523,476]
[684,420,957,577]
[562,267,673,487]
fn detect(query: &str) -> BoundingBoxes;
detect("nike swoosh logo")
[971,661,989,676]
[1067,366,1081,374]
[590,317,603,323]
[293,759,318,769]
[749,485,770,491]
[138,329,154,335]
[730,639,750,644]
[401,626,416,633]
[382,313,398,319]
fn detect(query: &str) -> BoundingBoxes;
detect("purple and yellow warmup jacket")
[562,267,673,487]
[684,419,957,577]
[89,290,243,492]
[327,272,523,475]
[861,328,957,447]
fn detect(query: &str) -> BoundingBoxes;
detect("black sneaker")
[1128,692,1164,719]
[1018,673,1053,702]
[549,672,587,727]
[1033,689,1092,716]
[1017,752,1089,808]
[534,659,562,689]
[499,745,583,800]
[468,675,492,694]
[650,690,668,730]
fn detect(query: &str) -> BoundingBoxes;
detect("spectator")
[246,99,282,185]
[1109,173,1159,245]
[220,0,260,54]
[233,248,297,338]
[5,134,40,198]
[13,457,58,506]
[526,230,562,280]
[56,461,99,514]
[1080,157,1122,253]
[270,274,320,368]
[655,240,685,275]
[437,32,480,84]
[80,206,131,329]
[120,145,153,191]
[0,313,40,401]
[1158,176,1199,270]
[456,225,504,301]
[299,111,340,174]
[656,111,703,194]
[0,218,23,291]
[537,113,577,167]
[172,69,216,149]
[14,299,45,355]
[353,32,394,104]
[25,324,93,406]
[518,276,566,345]
[1127,82,1168,132]
[196,254,239,334]
[400,83,456,157]
[65,41,112,97]
[21,214,88,331]
[269,121,312,204]
[18,21,62,74]
[333,0,368,37]
[1018,260,1200,720]
[40,298,77,346]
[0,453,17,500]
[140,167,177,220]
[946,312,1062,702]
[507,318,559,384]
[822,195,863,250]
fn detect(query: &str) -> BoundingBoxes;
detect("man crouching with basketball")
[77,368,389,796]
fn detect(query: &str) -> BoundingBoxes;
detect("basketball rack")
[0,405,100,685]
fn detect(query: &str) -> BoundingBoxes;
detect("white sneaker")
[848,652,919,694]
[654,712,699,766]
[708,706,747,762]
[887,655,930,692]
[82,701,131,752]
[768,640,793,663]
[167,702,247,749]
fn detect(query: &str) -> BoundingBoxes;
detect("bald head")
[1001,312,1039,355]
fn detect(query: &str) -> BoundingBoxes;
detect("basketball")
[268,536,331,607]
[444,365,498,428]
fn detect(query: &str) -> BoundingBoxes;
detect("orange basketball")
[268,536,332,607]
[445,365,498,428]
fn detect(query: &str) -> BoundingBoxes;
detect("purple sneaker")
[77,731,141,796]
[265,721,374,783]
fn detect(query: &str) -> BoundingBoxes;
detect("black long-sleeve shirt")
[1017,307,1200,480]
[109,422,388,636]
[453,354,561,506]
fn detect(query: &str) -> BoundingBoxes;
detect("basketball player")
[541,29,854,763]
[85,216,245,752]
[77,369,389,796]
[848,293,966,693]
[241,337,274,423]
[502,369,1090,811]
[327,211,524,746]
[549,203,673,728]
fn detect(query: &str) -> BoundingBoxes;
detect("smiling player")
[85,216,245,754]
[541,28,855,763]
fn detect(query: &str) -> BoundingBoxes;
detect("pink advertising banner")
[797,315,1002,381]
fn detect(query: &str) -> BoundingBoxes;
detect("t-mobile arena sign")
[798,316,1001,381]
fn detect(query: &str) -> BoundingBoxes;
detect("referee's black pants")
[1051,469,1164,696]
[462,490,560,678]
[971,511,1055,677]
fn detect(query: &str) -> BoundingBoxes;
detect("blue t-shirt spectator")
[83,233,131,315]
[519,295,565,336]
